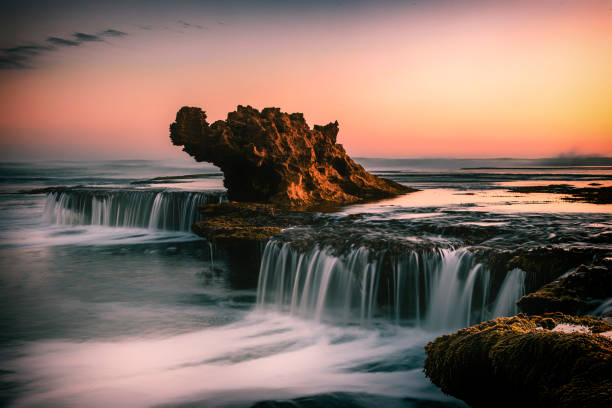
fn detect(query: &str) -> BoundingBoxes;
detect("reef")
[424,313,612,408]
[508,184,612,204]
[192,202,317,245]
[170,105,414,208]
[517,260,612,316]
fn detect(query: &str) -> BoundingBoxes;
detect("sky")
[0,0,610,160]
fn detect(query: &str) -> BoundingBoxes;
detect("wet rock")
[23,186,78,194]
[508,184,612,204]
[517,260,612,316]
[424,313,612,408]
[130,173,223,185]
[192,202,318,245]
[170,105,415,208]
[475,246,605,293]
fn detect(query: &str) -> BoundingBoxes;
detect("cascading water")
[256,241,526,329]
[43,190,226,231]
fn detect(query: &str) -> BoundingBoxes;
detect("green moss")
[192,202,315,245]
[424,313,612,408]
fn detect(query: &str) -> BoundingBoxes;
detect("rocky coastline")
[169,105,611,407]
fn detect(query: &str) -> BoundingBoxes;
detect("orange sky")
[0,0,610,160]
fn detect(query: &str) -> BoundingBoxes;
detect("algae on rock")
[424,313,612,408]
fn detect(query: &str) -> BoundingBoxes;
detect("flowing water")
[1,158,610,407]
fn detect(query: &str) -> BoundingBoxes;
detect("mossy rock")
[424,313,612,408]
[517,262,612,315]
[192,202,316,244]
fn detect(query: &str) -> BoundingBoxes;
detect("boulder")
[424,313,612,408]
[170,105,414,208]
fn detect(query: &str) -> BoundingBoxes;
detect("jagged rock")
[170,105,414,208]
[424,313,612,408]
[517,260,612,316]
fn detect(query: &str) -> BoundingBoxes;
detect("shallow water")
[0,158,610,407]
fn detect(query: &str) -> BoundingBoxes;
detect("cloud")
[0,55,28,69]
[178,20,205,30]
[47,36,80,46]
[100,29,127,37]
[0,29,128,70]
[4,45,54,55]
[74,32,102,42]
[0,44,54,69]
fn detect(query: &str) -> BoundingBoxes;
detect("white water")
[257,242,526,329]
[43,190,226,231]
[7,313,458,408]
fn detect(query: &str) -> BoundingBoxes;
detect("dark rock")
[508,184,612,204]
[477,246,603,294]
[424,313,612,408]
[170,105,415,208]
[130,173,222,185]
[517,260,612,316]
[192,202,317,245]
[22,186,76,194]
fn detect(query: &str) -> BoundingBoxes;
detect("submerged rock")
[517,260,612,316]
[508,184,612,204]
[170,105,414,208]
[424,313,612,408]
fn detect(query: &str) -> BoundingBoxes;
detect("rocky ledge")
[170,105,414,208]
[192,202,317,245]
[508,184,612,204]
[517,260,612,316]
[424,313,612,408]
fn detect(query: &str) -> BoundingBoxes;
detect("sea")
[0,157,610,407]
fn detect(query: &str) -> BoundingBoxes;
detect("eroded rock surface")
[517,260,612,316]
[424,313,612,408]
[192,202,316,245]
[170,105,414,207]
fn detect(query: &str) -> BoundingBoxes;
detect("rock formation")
[517,260,612,316]
[424,313,612,408]
[170,105,414,208]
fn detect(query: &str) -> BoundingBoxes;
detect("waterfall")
[43,190,226,232]
[256,241,526,329]
[490,268,526,318]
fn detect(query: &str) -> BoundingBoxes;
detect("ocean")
[0,158,610,407]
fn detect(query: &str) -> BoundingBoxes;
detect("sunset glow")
[0,0,610,159]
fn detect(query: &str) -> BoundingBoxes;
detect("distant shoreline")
[460,166,612,170]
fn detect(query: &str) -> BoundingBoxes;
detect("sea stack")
[170,105,414,208]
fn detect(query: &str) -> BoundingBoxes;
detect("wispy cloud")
[100,29,127,37]
[0,44,54,69]
[47,36,80,47]
[178,20,205,30]
[1,28,128,70]
[4,45,54,55]
[74,32,102,42]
